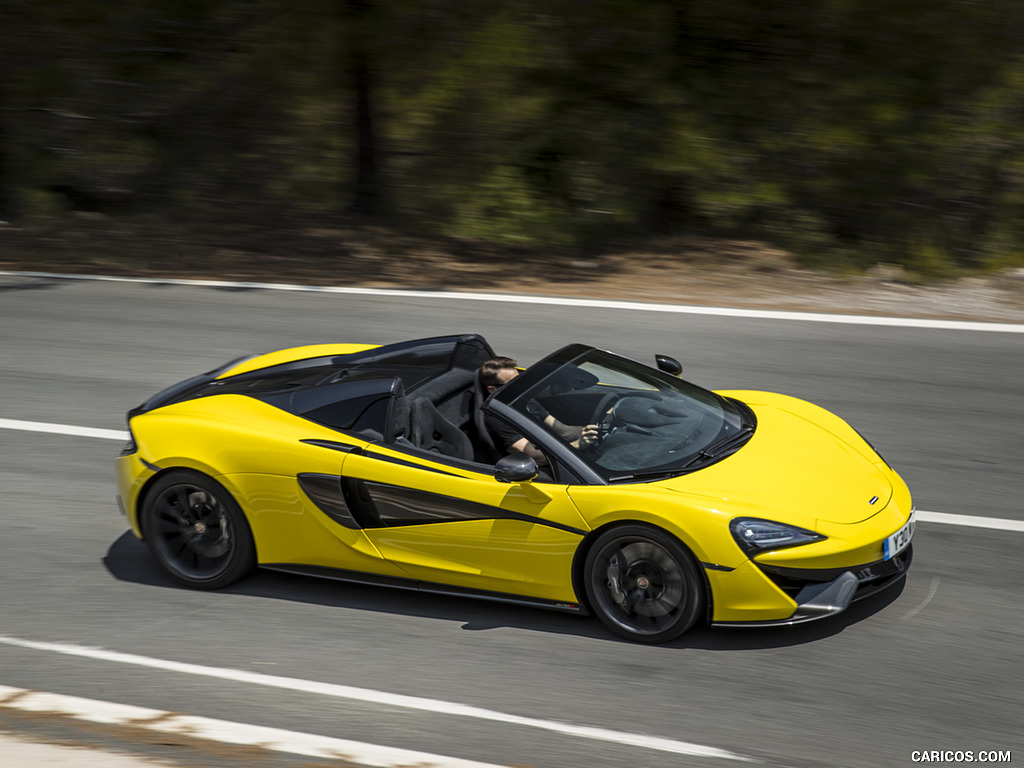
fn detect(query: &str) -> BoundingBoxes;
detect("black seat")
[409,368,475,429]
[409,398,474,460]
[387,388,410,443]
[470,368,501,463]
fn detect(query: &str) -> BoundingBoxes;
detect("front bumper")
[712,543,913,627]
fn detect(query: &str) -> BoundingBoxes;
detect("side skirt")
[260,563,587,615]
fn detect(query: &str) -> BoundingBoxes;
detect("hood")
[658,399,892,525]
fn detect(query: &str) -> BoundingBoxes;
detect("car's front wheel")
[583,524,705,643]
[141,470,255,589]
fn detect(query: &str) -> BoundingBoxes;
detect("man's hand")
[573,424,600,450]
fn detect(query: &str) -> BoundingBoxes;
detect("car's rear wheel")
[141,470,255,589]
[583,524,705,643]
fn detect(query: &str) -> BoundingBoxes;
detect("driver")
[479,357,599,461]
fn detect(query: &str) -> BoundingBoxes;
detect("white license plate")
[883,510,916,561]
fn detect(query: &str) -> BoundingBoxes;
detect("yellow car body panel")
[367,520,582,602]
[119,395,407,578]
[566,483,789,623]
[342,446,589,602]
[663,392,893,527]
[566,484,740,568]
[219,472,404,576]
[753,476,913,570]
[127,395,352,478]
[705,562,799,623]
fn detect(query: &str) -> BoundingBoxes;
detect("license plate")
[883,510,916,561]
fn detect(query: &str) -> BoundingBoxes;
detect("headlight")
[730,517,826,556]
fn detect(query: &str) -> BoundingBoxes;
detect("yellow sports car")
[116,334,914,643]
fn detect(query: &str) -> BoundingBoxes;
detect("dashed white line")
[0,417,128,442]
[0,685,506,768]
[915,510,1024,533]
[0,637,753,762]
[4,269,1024,332]
[0,417,1021,533]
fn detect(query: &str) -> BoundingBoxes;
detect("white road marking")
[0,637,753,762]
[0,417,128,442]
[0,417,1022,533]
[915,510,1024,532]
[0,685,506,768]
[3,269,1024,332]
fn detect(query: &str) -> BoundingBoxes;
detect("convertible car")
[116,334,914,643]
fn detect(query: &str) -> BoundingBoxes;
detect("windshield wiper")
[606,426,755,482]
[681,426,755,468]
[608,468,693,483]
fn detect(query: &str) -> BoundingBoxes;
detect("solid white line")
[0,418,1021,534]
[0,637,752,762]
[0,417,128,442]
[4,270,1023,333]
[0,685,506,768]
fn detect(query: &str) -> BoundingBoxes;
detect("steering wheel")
[589,393,620,445]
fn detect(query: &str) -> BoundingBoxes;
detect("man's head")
[480,357,519,393]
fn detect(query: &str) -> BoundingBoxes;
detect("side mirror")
[655,354,683,377]
[494,453,539,484]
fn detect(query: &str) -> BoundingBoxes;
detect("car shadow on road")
[103,530,907,650]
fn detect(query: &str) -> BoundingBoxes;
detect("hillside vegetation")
[4,1,1024,278]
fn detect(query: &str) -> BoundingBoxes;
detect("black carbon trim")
[141,457,161,472]
[129,354,257,416]
[352,480,588,536]
[701,562,736,572]
[300,439,361,454]
[297,473,360,529]
[260,563,585,613]
[361,450,465,478]
[851,544,913,601]
[754,544,913,604]
[756,544,912,585]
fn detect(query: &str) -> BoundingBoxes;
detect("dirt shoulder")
[3,214,1023,323]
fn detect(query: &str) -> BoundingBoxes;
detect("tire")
[583,524,705,643]
[140,470,256,589]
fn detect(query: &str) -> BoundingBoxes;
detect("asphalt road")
[1,274,1021,768]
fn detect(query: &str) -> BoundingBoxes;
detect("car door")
[338,443,591,606]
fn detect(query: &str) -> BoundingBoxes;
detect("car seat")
[409,398,474,460]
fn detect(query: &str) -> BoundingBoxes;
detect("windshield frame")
[490,345,753,483]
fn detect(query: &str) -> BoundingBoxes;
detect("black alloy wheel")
[141,470,255,589]
[584,524,705,643]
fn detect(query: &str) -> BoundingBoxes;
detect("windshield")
[503,349,753,482]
